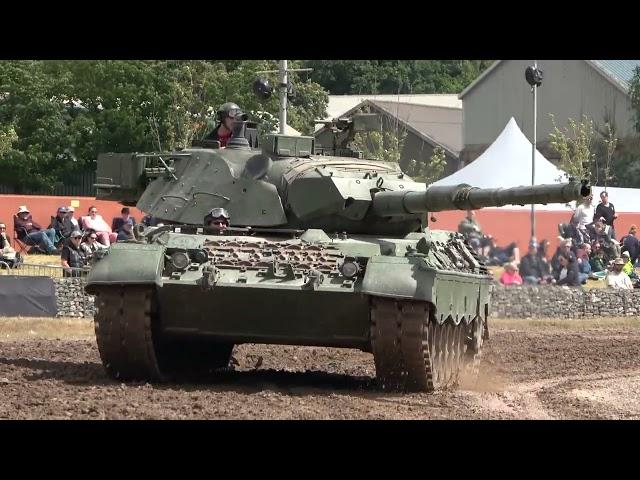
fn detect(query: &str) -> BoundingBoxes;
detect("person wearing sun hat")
[606,257,633,290]
[13,205,59,254]
[67,205,80,230]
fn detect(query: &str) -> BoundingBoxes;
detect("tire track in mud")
[1,323,640,419]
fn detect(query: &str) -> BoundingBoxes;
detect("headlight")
[340,260,360,278]
[170,251,190,270]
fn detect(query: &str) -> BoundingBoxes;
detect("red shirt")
[217,128,232,147]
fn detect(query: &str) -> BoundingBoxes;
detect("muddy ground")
[1,318,639,420]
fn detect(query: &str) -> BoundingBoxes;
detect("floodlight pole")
[531,60,538,241]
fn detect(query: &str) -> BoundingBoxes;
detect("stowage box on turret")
[87,121,590,391]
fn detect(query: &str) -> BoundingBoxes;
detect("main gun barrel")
[372,180,591,216]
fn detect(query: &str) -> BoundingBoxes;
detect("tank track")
[94,285,233,381]
[370,297,484,392]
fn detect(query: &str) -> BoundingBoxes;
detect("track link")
[371,297,484,392]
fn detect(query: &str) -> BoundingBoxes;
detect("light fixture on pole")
[525,62,543,242]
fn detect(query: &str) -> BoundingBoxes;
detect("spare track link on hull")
[370,297,482,392]
[94,286,235,382]
[94,286,164,381]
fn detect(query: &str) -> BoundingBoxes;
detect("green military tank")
[86,69,590,391]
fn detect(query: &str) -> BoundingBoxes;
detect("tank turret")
[95,138,590,236]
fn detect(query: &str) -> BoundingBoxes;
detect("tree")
[630,66,640,133]
[304,60,494,95]
[406,146,447,185]
[548,114,597,182]
[0,60,329,191]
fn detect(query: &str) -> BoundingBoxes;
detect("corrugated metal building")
[459,60,640,164]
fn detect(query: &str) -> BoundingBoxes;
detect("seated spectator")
[61,230,87,277]
[80,231,106,259]
[620,225,639,265]
[555,252,582,287]
[575,243,592,283]
[67,206,80,230]
[48,206,74,244]
[621,251,638,281]
[551,238,575,280]
[589,242,607,274]
[499,262,523,286]
[590,221,619,261]
[519,240,553,284]
[0,221,22,268]
[117,222,135,242]
[112,207,137,235]
[13,205,59,254]
[486,238,520,266]
[81,206,117,246]
[606,257,633,290]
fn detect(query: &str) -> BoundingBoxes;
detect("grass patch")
[0,317,94,340]
[491,317,640,330]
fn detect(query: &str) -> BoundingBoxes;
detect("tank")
[86,119,590,391]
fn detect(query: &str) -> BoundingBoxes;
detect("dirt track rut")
[1,320,640,419]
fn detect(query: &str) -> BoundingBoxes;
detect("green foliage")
[407,146,447,185]
[351,129,406,164]
[548,114,596,181]
[304,60,494,94]
[630,66,640,133]
[0,60,328,191]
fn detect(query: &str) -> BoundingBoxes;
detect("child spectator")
[499,262,523,286]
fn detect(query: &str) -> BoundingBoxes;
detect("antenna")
[255,60,312,134]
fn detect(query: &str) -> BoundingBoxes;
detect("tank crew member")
[204,208,230,234]
[205,102,246,148]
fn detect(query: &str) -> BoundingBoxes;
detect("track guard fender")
[85,243,165,294]
[361,256,435,302]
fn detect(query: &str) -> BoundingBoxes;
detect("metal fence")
[0,170,96,197]
[0,262,89,278]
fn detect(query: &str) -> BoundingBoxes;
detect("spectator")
[594,190,617,240]
[589,242,607,274]
[573,194,595,231]
[112,207,137,235]
[117,222,135,242]
[486,238,520,266]
[551,238,575,280]
[67,206,80,230]
[621,251,638,280]
[0,221,21,268]
[81,206,117,246]
[519,240,552,284]
[606,257,633,290]
[13,206,59,254]
[499,262,523,286]
[620,225,639,265]
[555,253,582,287]
[60,230,87,277]
[80,232,106,259]
[458,210,485,254]
[575,243,592,283]
[48,206,74,243]
[591,221,619,261]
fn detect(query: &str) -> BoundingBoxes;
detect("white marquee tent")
[432,117,640,212]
